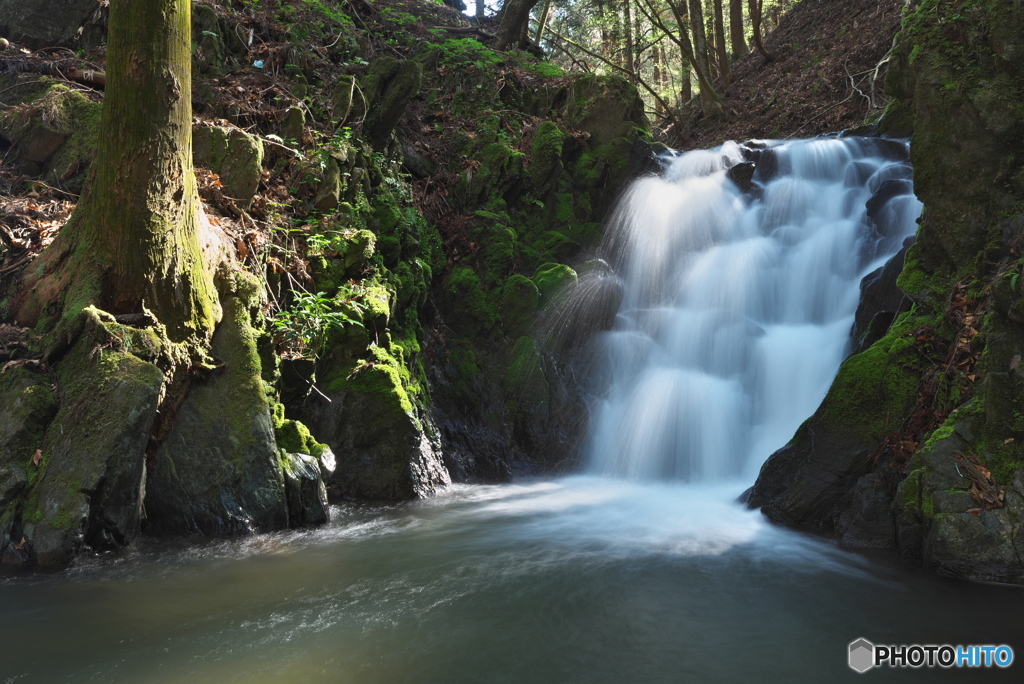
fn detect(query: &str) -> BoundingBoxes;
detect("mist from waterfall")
[583,137,922,483]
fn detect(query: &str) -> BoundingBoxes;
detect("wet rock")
[726,162,756,194]
[145,288,288,535]
[835,472,896,549]
[298,350,451,501]
[866,179,914,237]
[282,453,329,527]
[851,237,913,354]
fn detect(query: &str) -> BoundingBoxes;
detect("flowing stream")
[3,138,1024,683]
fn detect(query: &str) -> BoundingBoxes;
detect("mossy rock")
[562,74,649,148]
[0,368,58,512]
[0,84,102,193]
[193,124,265,207]
[145,292,288,536]
[499,275,540,339]
[444,266,497,336]
[10,309,164,567]
[363,57,422,149]
[505,336,550,416]
[532,262,578,304]
[529,120,565,194]
[192,3,226,76]
[299,345,450,500]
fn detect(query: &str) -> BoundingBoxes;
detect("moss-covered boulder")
[1,309,163,567]
[363,57,422,149]
[0,83,102,193]
[298,345,450,500]
[192,124,265,208]
[145,284,288,535]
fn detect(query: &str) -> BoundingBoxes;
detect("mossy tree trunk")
[15,0,217,345]
[495,0,540,51]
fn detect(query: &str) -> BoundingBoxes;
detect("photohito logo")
[848,638,1014,672]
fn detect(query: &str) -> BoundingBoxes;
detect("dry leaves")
[955,451,1006,513]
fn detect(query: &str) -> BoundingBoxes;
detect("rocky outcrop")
[0,0,99,49]
[748,0,1024,584]
[0,309,163,566]
[145,283,289,535]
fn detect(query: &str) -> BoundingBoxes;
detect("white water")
[585,137,922,482]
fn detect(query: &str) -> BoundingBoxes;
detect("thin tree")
[729,0,747,59]
[636,0,722,116]
[711,0,732,83]
[15,0,217,343]
[748,0,772,61]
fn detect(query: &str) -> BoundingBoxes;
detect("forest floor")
[680,0,906,148]
[1,0,907,282]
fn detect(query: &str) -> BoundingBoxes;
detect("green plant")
[274,287,364,359]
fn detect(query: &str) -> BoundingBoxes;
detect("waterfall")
[581,137,922,483]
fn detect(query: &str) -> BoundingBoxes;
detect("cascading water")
[584,137,922,482]
[6,137,1024,684]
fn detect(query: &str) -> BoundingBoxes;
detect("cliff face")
[749,0,1024,583]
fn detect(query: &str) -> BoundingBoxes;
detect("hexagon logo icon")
[849,638,875,673]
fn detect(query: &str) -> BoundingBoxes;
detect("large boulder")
[145,279,288,535]
[2,309,163,567]
[0,0,98,49]
[298,346,450,500]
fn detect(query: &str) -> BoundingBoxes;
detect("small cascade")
[580,137,922,482]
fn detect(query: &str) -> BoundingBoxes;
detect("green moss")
[532,262,578,304]
[445,266,497,335]
[499,275,540,338]
[274,414,327,459]
[819,311,928,439]
[529,121,564,191]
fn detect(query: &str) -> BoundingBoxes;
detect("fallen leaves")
[32,449,43,467]
[955,451,1006,512]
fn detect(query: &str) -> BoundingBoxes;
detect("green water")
[1,478,1021,683]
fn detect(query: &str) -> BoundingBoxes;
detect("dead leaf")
[14,537,26,550]
[32,449,42,466]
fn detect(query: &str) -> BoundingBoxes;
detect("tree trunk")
[495,0,541,51]
[729,0,747,59]
[476,0,486,20]
[748,0,772,61]
[623,0,636,81]
[639,0,722,117]
[16,0,217,343]
[533,0,552,43]
[686,0,717,115]
[712,0,732,83]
